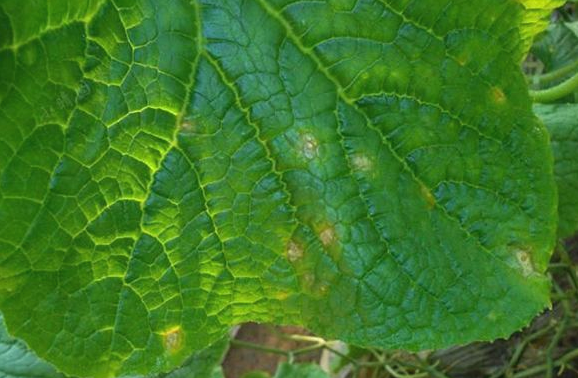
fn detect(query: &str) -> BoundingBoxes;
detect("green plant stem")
[512,349,578,378]
[556,243,578,295]
[399,360,450,378]
[489,322,557,378]
[284,334,326,344]
[230,339,289,356]
[529,60,578,86]
[530,70,578,103]
[384,365,428,378]
[546,286,570,378]
[292,342,325,355]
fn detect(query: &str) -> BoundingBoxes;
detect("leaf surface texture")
[535,104,578,238]
[0,0,557,376]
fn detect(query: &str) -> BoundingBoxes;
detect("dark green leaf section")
[0,1,558,377]
[273,363,329,378]
[532,22,578,72]
[535,104,578,238]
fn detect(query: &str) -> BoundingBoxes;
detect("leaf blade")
[0,0,559,377]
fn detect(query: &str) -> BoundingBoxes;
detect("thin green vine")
[530,69,578,102]
[529,60,578,87]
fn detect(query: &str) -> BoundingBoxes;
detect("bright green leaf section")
[0,1,558,377]
[516,0,566,57]
[211,367,226,378]
[273,363,329,378]
[535,104,578,238]
[0,313,65,378]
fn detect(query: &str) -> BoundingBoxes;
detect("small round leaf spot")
[319,227,336,246]
[180,119,195,132]
[351,154,373,172]
[516,250,535,277]
[287,240,304,262]
[301,133,319,160]
[491,87,507,104]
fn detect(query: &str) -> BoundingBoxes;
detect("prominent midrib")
[200,48,456,315]
[199,51,300,240]
[252,0,533,279]
[193,0,474,315]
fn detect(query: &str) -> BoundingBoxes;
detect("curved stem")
[529,60,578,86]
[512,349,578,378]
[229,339,289,356]
[530,70,578,103]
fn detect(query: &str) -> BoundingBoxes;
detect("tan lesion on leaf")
[301,133,319,160]
[162,326,184,353]
[179,119,195,132]
[351,153,373,172]
[515,249,536,277]
[319,226,337,247]
[287,240,304,262]
[302,272,330,298]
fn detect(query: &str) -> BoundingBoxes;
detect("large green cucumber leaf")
[0,0,557,377]
[535,104,578,238]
